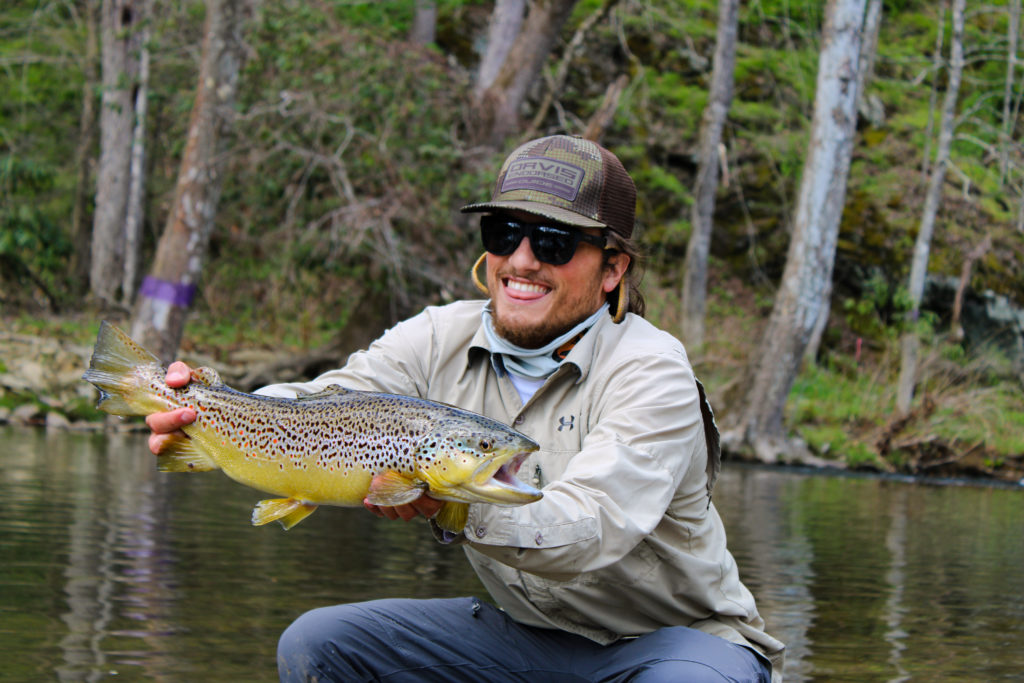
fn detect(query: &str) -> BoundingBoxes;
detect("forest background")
[2,0,1023,482]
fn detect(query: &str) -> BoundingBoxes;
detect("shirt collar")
[467,304,618,384]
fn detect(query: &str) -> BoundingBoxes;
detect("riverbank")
[3,318,1022,486]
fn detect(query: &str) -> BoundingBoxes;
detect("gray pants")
[277,597,770,682]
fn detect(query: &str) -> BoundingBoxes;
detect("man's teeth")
[507,280,548,294]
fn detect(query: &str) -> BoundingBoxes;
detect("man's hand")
[363,472,445,521]
[145,361,196,455]
[147,369,444,523]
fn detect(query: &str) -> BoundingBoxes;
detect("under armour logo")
[558,415,575,431]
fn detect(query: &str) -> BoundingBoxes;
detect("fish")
[82,321,542,533]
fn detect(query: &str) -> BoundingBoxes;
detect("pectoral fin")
[157,437,219,472]
[434,502,469,534]
[252,498,318,530]
[365,470,426,506]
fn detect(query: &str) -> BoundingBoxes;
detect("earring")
[471,252,489,295]
[612,279,627,323]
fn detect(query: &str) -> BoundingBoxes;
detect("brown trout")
[82,321,542,533]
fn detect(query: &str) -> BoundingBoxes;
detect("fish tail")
[81,321,163,416]
[434,501,469,534]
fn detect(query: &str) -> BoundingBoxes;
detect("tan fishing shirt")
[259,300,785,678]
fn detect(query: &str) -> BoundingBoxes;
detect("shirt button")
[475,526,487,538]
[534,532,543,545]
[513,416,524,425]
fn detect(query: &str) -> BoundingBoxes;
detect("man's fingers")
[362,495,442,522]
[165,361,192,388]
[145,407,196,435]
[412,497,444,519]
[148,430,186,455]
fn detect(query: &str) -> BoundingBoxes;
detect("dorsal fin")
[295,384,354,401]
[192,366,223,386]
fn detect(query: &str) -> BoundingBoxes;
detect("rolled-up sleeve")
[467,351,707,580]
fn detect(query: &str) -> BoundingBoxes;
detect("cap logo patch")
[501,157,585,201]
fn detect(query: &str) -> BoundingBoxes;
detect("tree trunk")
[409,0,437,46]
[725,0,866,463]
[1001,0,1021,186]
[921,0,948,179]
[582,73,629,143]
[680,0,739,350]
[121,0,152,307]
[471,0,580,147]
[896,0,966,415]
[90,0,144,305]
[527,0,619,138]
[130,0,257,362]
[855,0,884,125]
[477,0,526,92]
[71,0,101,290]
[950,234,991,340]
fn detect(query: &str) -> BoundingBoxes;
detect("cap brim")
[460,200,606,229]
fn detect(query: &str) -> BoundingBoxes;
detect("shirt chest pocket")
[524,448,576,490]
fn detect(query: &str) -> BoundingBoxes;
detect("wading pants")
[277,597,771,683]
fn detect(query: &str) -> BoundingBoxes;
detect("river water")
[1,426,1022,682]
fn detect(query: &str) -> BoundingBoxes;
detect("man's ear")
[602,252,631,294]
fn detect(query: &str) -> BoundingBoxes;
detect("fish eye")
[479,439,492,451]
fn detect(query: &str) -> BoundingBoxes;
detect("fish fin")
[434,502,469,534]
[156,437,219,473]
[191,366,222,386]
[365,470,426,506]
[295,384,354,401]
[81,321,162,417]
[252,498,317,529]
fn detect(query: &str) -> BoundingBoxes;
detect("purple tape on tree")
[139,276,197,307]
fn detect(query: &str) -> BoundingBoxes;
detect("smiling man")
[147,136,784,682]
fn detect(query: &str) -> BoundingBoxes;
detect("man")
[147,135,785,682]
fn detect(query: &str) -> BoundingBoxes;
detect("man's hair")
[605,232,646,318]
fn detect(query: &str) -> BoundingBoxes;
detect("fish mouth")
[459,451,542,505]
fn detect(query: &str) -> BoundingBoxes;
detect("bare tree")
[121,0,152,307]
[527,0,620,138]
[70,0,101,289]
[409,0,437,46]
[724,0,866,464]
[477,0,526,92]
[856,0,884,126]
[130,0,258,361]
[90,0,147,305]
[921,0,949,179]
[582,73,629,142]
[1001,0,1021,186]
[680,0,740,350]
[896,0,966,415]
[471,0,580,147]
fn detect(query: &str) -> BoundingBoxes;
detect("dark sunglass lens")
[481,219,522,255]
[531,226,576,265]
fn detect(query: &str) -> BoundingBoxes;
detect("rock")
[45,412,71,430]
[12,403,43,425]
[13,359,50,389]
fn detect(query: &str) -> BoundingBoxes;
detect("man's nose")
[507,235,541,270]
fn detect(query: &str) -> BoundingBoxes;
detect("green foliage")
[841,273,915,341]
[1,0,1022,468]
[0,155,71,303]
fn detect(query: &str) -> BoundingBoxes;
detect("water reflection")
[714,464,1024,682]
[1,427,1022,681]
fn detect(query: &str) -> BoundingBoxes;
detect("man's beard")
[490,268,607,349]
[492,309,595,349]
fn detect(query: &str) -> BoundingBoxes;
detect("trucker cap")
[460,135,637,240]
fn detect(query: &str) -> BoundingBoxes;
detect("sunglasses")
[480,215,608,266]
